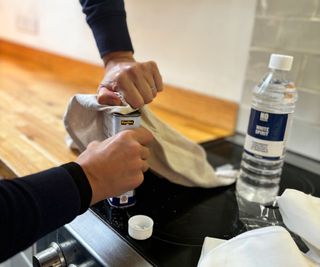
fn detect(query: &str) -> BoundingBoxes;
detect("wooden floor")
[0,43,233,177]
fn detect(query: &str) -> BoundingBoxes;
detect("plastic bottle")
[236,54,298,205]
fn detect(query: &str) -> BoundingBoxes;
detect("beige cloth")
[63,94,236,188]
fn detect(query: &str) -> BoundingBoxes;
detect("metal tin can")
[108,190,136,208]
[104,111,141,208]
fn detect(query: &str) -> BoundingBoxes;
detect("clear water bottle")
[236,54,298,205]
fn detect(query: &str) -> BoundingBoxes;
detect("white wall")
[0,0,256,103]
[0,0,100,63]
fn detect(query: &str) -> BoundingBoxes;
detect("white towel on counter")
[277,189,320,264]
[63,94,237,188]
[197,226,316,267]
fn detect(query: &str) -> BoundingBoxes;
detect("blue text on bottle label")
[244,108,291,160]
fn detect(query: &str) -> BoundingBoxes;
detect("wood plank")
[0,118,55,176]
[0,159,16,179]
[150,85,238,131]
[149,105,232,142]
[0,91,77,161]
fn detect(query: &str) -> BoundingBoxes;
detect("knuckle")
[148,60,157,68]
[141,62,150,71]
[144,97,153,104]
[158,74,163,82]
[117,129,134,140]
[127,65,140,78]
[146,90,155,100]
[130,143,142,155]
[145,148,151,158]
[134,173,144,187]
[117,72,128,83]
[142,162,149,173]
[116,132,141,151]
[131,99,144,109]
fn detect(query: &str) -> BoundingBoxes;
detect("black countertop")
[91,136,320,267]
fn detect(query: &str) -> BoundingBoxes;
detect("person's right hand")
[98,51,163,108]
[76,128,154,205]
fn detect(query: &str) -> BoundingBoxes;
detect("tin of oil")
[105,111,141,208]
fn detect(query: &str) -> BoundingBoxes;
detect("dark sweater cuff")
[61,162,92,214]
[88,15,134,58]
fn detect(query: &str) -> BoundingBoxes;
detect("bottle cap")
[128,215,154,240]
[268,54,293,71]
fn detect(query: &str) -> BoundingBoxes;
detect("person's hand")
[75,127,154,205]
[97,51,163,108]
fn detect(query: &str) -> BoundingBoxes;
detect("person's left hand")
[76,127,154,205]
[97,51,163,108]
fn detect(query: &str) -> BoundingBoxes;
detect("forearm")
[80,0,134,57]
[0,163,91,262]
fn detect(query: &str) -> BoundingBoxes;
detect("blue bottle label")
[244,108,291,160]
[108,190,136,208]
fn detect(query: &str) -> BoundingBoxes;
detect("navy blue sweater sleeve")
[0,163,92,262]
[80,0,134,57]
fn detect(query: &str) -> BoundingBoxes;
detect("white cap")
[128,215,154,240]
[268,54,294,71]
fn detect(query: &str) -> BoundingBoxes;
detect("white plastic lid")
[128,215,154,240]
[268,54,294,71]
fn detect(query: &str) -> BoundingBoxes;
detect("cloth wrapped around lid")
[63,94,236,188]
